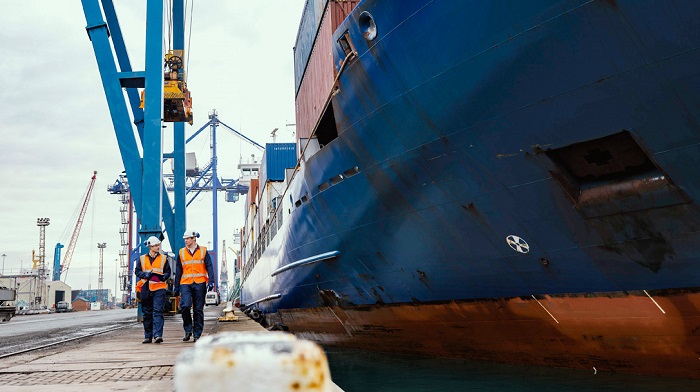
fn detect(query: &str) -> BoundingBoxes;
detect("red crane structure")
[60,171,98,282]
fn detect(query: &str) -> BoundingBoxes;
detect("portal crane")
[59,171,98,282]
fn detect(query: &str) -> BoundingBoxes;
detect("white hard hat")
[183,230,199,239]
[145,236,161,247]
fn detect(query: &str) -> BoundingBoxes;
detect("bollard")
[217,302,238,322]
[174,331,334,391]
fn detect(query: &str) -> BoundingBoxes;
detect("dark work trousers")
[142,289,166,339]
[179,282,206,338]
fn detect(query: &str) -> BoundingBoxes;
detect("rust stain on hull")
[276,290,700,379]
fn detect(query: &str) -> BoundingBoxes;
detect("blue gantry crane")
[82,2,265,295]
[81,0,190,252]
[164,110,263,270]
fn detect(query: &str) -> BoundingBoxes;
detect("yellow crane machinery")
[31,250,40,270]
[140,50,193,124]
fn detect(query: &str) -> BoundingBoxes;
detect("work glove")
[174,288,180,297]
[144,272,152,279]
[207,283,215,291]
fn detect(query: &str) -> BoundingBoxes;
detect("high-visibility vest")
[138,253,168,291]
[179,246,208,285]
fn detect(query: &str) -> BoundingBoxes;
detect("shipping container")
[330,0,359,32]
[247,178,259,208]
[260,143,298,184]
[243,178,260,270]
[294,0,360,93]
[294,0,327,94]
[294,1,360,140]
[295,9,334,140]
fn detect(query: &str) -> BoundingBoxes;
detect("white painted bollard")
[174,332,335,392]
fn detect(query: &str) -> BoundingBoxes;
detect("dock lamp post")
[1,253,5,275]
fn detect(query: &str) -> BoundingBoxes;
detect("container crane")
[58,171,98,282]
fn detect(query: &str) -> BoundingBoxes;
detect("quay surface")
[0,305,342,391]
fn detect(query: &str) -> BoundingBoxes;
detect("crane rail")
[0,322,135,359]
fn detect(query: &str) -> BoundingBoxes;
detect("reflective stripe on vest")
[179,246,208,285]
[140,254,168,291]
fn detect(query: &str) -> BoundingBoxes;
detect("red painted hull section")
[275,290,700,378]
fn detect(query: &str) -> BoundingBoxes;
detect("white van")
[205,291,220,306]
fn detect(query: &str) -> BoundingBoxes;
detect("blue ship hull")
[240,0,700,378]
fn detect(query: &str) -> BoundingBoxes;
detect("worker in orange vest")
[135,236,171,344]
[174,230,214,342]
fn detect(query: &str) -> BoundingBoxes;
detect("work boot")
[193,336,199,343]
[154,337,163,344]
[142,338,152,344]
[182,333,191,342]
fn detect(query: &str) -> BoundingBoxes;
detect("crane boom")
[61,171,98,281]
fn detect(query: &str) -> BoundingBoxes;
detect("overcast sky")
[0,1,306,296]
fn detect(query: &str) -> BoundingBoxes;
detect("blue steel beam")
[189,160,215,191]
[140,0,165,240]
[211,116,220,286]
[100,0,144,136]
[82,0,145,219]
[218,119,265,150]
[186,120,213,144]
[187,177,213,207]
[173,0,187,252]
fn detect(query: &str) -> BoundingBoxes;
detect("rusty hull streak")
[279,290,700,379]
[576,176,669,207]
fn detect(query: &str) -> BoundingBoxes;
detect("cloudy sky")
[0,1,306,296]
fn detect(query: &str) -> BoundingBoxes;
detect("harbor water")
[325,348,700,392]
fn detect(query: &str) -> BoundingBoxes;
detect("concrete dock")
[0,306,342,391]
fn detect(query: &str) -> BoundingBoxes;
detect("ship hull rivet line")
[531,295,559,324]
[643,290,666,314]
[271,251,341,277]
